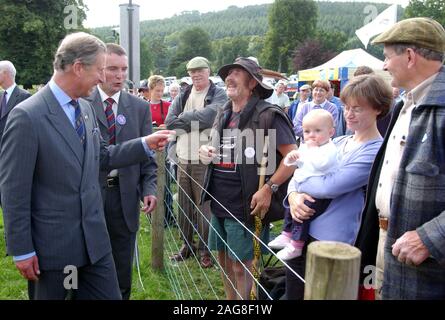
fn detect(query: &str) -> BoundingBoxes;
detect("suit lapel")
[79,99,95,177]
[116,91,129,138]
[43,86,84,166]
[1,86,18,119]
[89,88,108,129]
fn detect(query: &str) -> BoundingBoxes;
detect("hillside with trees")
[92,1,403,76]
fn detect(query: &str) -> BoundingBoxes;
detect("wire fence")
[135,150,307,300]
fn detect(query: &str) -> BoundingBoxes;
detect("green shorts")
[208,215,270,262]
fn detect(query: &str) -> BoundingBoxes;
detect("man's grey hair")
[53,32,106,71]
[389,43,445,63]
[0,60,16,81]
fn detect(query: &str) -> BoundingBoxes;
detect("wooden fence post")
[304,241,361,300]
[151,149,166,271]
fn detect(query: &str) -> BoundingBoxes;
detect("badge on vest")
[244,147,255,159]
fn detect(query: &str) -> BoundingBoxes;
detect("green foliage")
[213,36,250,67]
[317,1,390,38]
[404,0,445,26]
[262,0,318,73]
[0,213,28,299]
[140,39,154,80]
[167,27,212,76]
[0,0,87,88]
[315,29,348,53]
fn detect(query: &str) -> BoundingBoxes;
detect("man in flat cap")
[165,56,227,268]
[199,57,297,299]
[356,17,445,299]
[288,84,312,122]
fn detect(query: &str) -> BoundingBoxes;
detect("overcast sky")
[83,0,410,28]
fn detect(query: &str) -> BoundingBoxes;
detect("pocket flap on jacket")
[405,161,439,177]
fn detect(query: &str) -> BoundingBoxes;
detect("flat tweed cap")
[372,17,445,53]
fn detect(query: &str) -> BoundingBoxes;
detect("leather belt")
[106,176,119,188]
[379,217,388,231]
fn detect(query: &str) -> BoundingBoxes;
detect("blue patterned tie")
[70,99,86,147]
[104,98,116,145]
[0,91,7,118]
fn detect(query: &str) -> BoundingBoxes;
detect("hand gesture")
[250,186,272,219]
[288,192,315,223]
[284,150,300,166]
[199,145,218,165]
[144,130,176,151]
[142,195,157,214]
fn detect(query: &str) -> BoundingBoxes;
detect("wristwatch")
[266,179,279,193]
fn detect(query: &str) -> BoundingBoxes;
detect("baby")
[269,109,339,260]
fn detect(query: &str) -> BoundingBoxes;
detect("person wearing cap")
[266,79,290,112]
[355,17,445,300]
[199,57,297,299]
[165,56,227,268]
[287,84,312,122]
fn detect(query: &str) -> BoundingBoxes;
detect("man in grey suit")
[0,32,173,300]
[85,43,156,300]
[0,60,31,139]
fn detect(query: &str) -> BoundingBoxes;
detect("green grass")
[0,199,284,300]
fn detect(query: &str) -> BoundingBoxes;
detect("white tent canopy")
[311,48,384,70]
[298,48,385,82]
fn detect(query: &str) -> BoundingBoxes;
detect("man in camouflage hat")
[356,17,445,299]
[199,57,297,299]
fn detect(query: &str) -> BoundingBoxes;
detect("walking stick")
[250,135,269,300]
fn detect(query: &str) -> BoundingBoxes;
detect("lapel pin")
[421,133,428,143]
[116,114,126,125]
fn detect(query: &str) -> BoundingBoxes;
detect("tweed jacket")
[356,66,445,299]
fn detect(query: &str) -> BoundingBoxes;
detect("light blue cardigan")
[286,135,382,244]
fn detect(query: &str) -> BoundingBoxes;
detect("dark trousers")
[28,252,121,300]
[104,186,136,300]
[283,198,331,241]
[164,160,175,225]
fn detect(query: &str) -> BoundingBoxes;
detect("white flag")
[355,4,398,48]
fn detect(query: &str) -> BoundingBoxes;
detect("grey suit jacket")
[0,85,149,270]
[86,88,156,232]
[0,85,31,138]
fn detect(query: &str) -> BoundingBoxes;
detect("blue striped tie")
[70,100,86,147]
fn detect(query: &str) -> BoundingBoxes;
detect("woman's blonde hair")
[148,75,165,90]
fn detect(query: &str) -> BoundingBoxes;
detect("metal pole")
[127,0,134,82]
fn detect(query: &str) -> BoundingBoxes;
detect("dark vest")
[202,96,295,226]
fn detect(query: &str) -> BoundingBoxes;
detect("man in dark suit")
[85,43,156,300]
[0,32,173,300]
[0,60,31,138]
